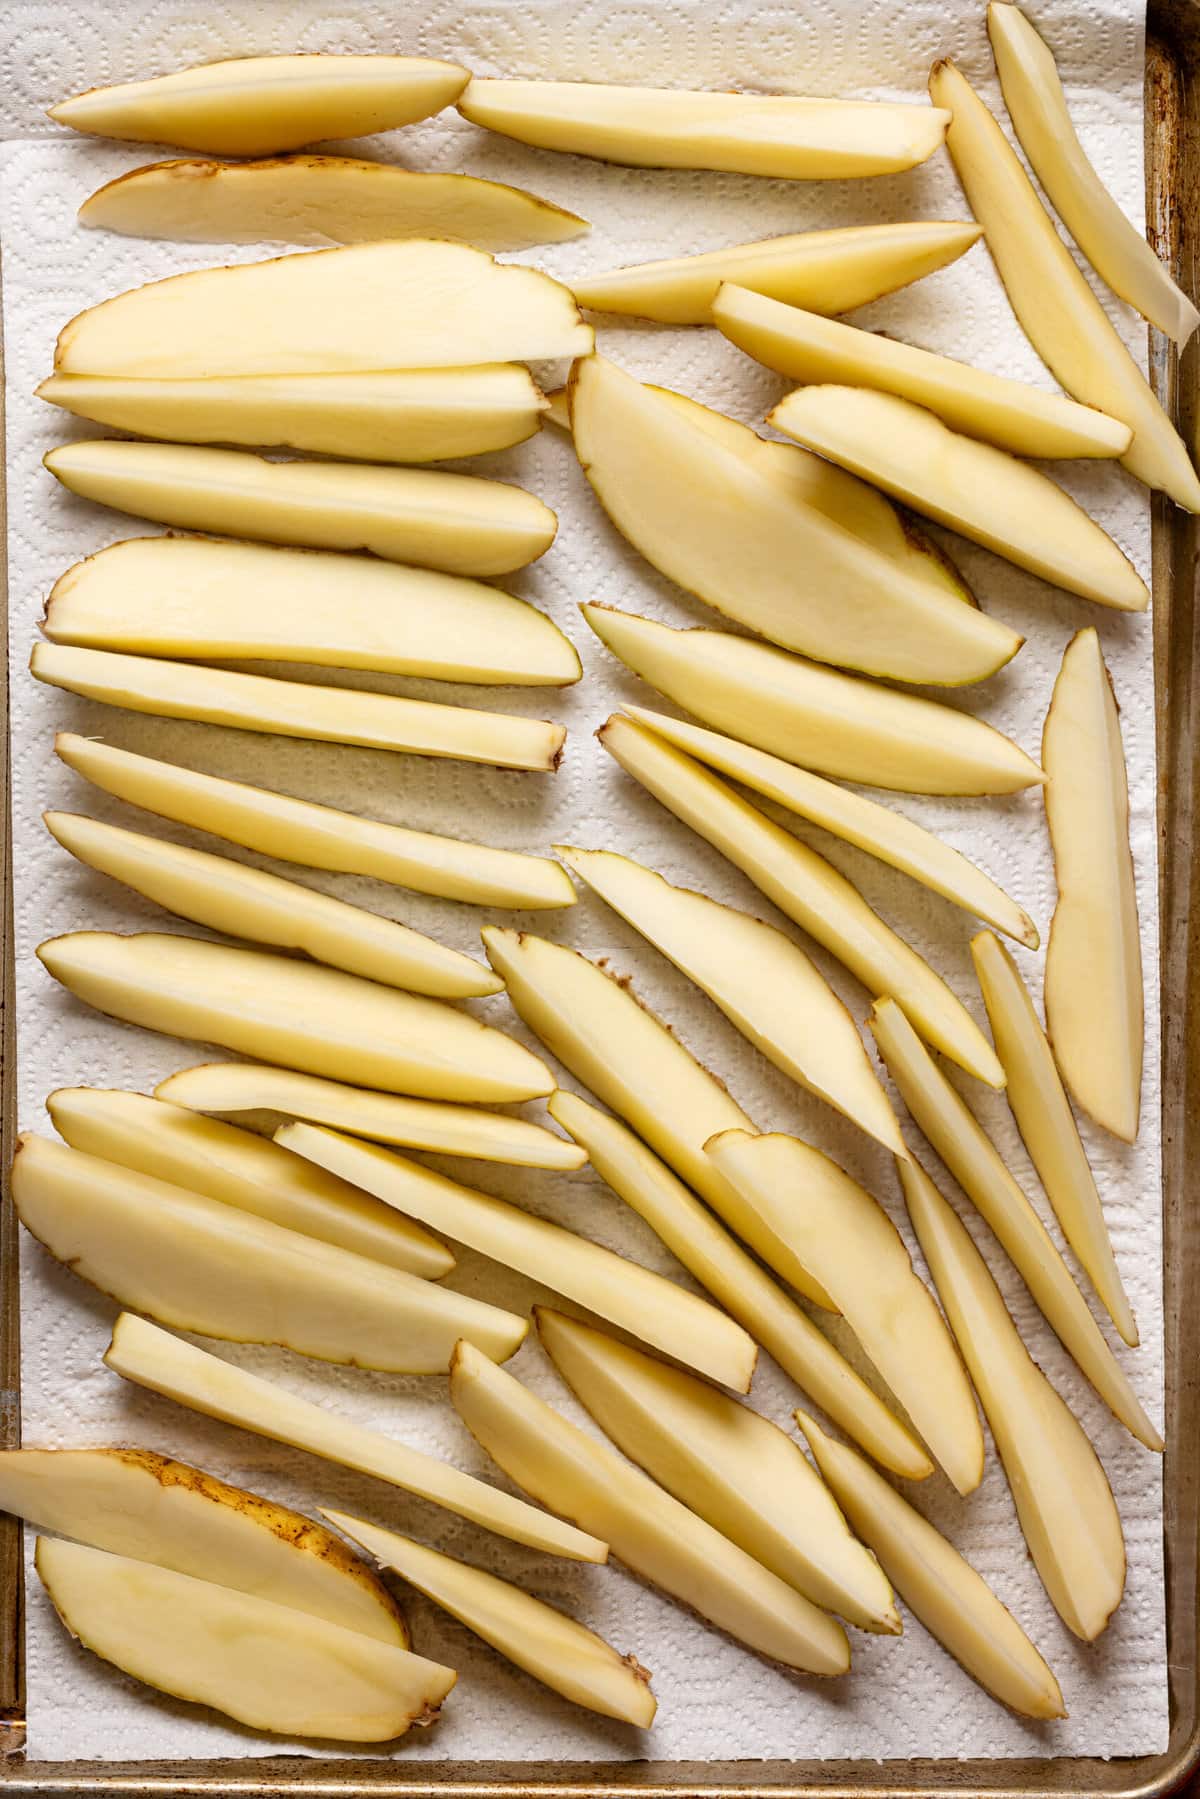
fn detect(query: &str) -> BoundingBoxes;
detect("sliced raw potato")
[543,388,571,431]
[38,366,549,465]
[481,926,834,1312]
[989,3,1199,344]
[79,156,588,252]
[583,607,1042,797]
[43,441,557,580]
[794,1411,1065,1719]
[280,1122,755,1392]
[547,1091,931,1481]
[325,1514,650,1723]
[12,1133,525,1372]
[43,537,580,686]
[972,932,1137,1345]
[600,716,1004,1088]
[158,1064,586,1173]
[33,646,565,774]
[36,1538,455,1743]
[44,811,502,1001]
[459,79,948,179]
[1042,628,1143,1142]
[571,221,981,324]
[47,1087,453,1277]
[869,996,1161,1451]
[770,387,1148,612]
[930,58,1200,511]
[56,733,574,910]
[536,1308,899,1633]
[901,1156,1126,1640]
[0,1446,406,1645]
[49,55,470,155]
[569,355,1020,685]
[37,930,552,1104]
[624,708,1037,948]
[706,1131,983,1496]
[55,241,594,378]
[450,1340,850,1674]
[105,1314,605,1563]
[714,285,1131,459]
[557,844,905,1157]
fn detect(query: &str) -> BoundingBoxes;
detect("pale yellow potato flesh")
[12,1133,526,1371]
[46,1087,454,1277]
[37,930,553,1104]
[569,355,1020,685]
[43,536,581,686]
[481,926,835,1312]
[536,1308,900,1633]
[39,366,549,465]
[44,811,502,1001]
[706,1130,984,1495]
[55,733,574,910]
[930,58,1200,511]
[770,386,1148,611]
[105,1314,606,1563]
[1042,628,1143,1143]
[972,931,1137,1345]
[794,1410,1066,1719]
[55,241,594,377]
[869,996,1162,1451]
[901,1156,1127,1640]
[623,706,1038,947]
[546,1091,932,1481]
[158,1064,587,1173]
[989,3,1199,345]
[599,715,1005,1087]
[325,1513,652,1724]
[459,79,949,179]
[35,1538,456,1742]
[571,220,980,324]
[281,1121,755,1392]
[34,646,565,774]
[0,1446,407,1645]
[583,607,1043,797]
[44,441,558,579]
[714,284,1131,459]
[557,844,906,1158]
[450,1340,851,1675]
[79,156,589,252]
[50,55,470,155]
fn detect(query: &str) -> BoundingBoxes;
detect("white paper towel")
[0,0,1166,1765]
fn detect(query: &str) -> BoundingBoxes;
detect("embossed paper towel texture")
[0,0,1164,1763]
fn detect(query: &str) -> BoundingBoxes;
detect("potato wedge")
[458,79,948,179]
[13,1134,525,1371]
[105,1314,605,1563]
[599,715,1004,1087]
[54,241,594,377]
[47,1087,453,1277]
[56,733,574,910]
[36,1538,455,1742]
[706,1131,983,1495]
[557,844,906,1158]
[43,537,580,686]
[0,1446,406,1644]
[571,221,980,324]
[280,1122,755,1392]
[902,1156,1126,1640]
[79,156,588,252]
[37,930,552,1104]
[450,1340,850,1674]
[583,606,1042,796]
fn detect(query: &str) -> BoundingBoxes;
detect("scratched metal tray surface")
[0,1,1197,1793]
